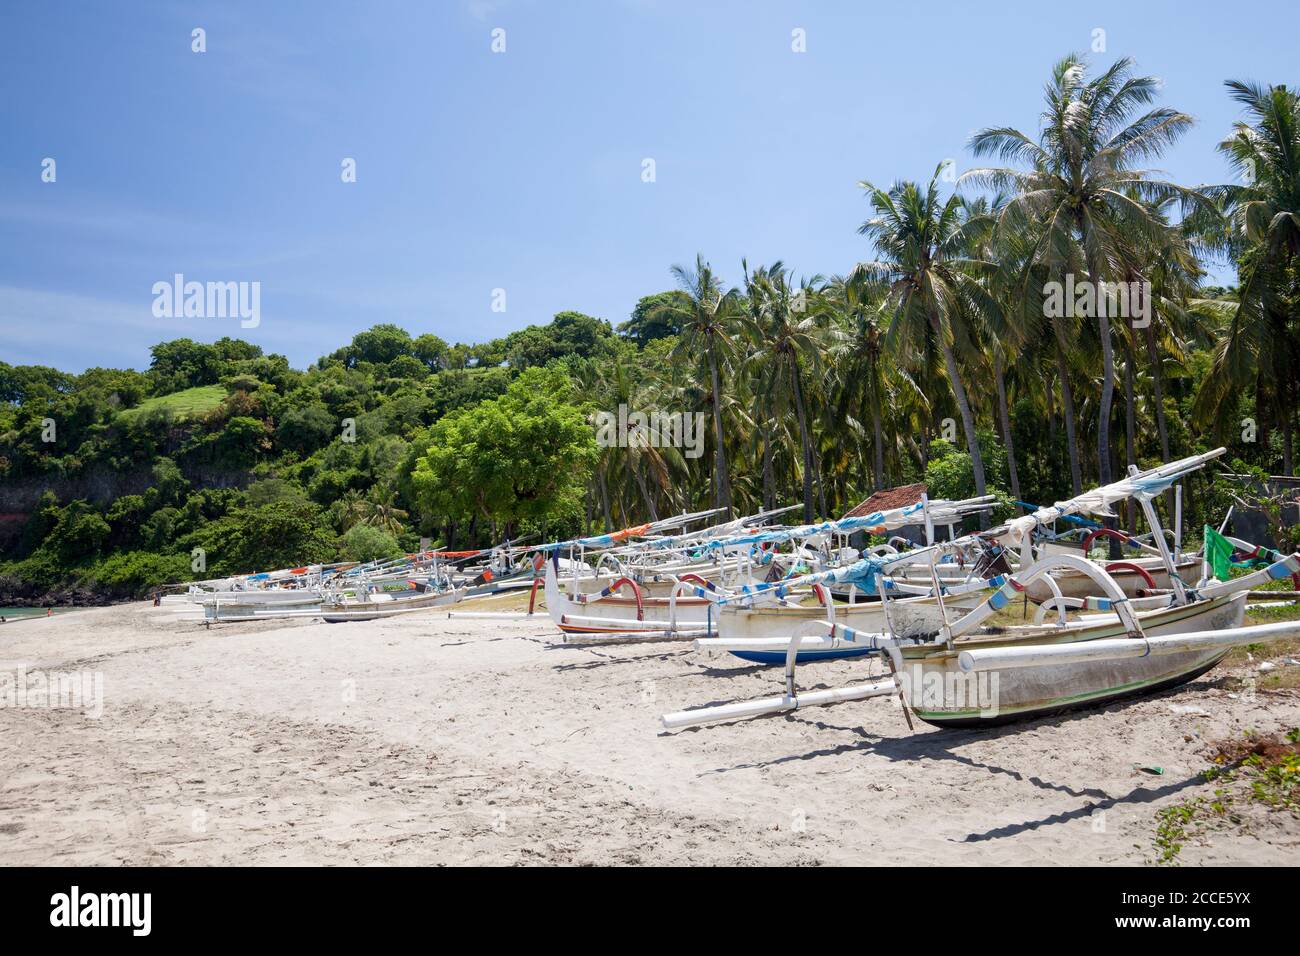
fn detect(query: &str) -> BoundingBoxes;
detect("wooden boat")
[662,450,1300,731]
[1020,555,1200,603]
[197,588,324,621]
[542,555,719,637]
[319,586,462,623]
[897,591,1246,726]
[707,592,981,664]
[542,496,999,642]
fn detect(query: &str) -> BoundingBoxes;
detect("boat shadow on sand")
[688,673,1229,842]
[547,645,691,673]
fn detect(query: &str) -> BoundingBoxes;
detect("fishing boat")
[704,589,984,665]
[318,585,463,622]
[540,496,997,643]
[541,552,722,638]
[898,590,1247,726]
[1019,554,1201,602]
[662,450,1300,731]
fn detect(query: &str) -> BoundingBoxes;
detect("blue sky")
[1,0,1295,372]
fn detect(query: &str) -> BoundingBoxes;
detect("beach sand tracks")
[0,701,828,865]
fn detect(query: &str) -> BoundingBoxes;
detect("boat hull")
[899,592,1246,727]
[543,558,718,634]
[717,594,981,664]
[553,596,716,633]
[320,588,460,622]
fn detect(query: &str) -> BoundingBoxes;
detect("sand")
[1,599,1298,865]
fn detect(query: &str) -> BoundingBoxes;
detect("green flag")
[1203,525,1234,582]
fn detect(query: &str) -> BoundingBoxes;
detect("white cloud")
[0,285,240,371]
[465,0,505,21]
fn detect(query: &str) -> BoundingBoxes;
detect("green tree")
[186,501,337,576]
[744,262,833,521]
[1196,81,1300,474]
[619,291,688,345]
[341,524,402,562]
[411,366,597,540]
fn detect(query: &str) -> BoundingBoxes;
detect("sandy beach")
[1,599,1298,866]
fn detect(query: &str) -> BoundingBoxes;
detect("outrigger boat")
[542,496,998,644]
[1018,524,1201,602]
[708,590,984,664]
[662,449,1300,730]
[534,507,808,639]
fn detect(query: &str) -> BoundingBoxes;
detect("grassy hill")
[116,384,226,424]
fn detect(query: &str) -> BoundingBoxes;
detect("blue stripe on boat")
[729,646,877,665]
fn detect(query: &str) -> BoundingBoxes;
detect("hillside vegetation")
[1,63,1297,603]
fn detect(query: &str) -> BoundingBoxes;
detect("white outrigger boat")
[709,590,985,664]
[662,449,1300,731]
[541,550,728,638]
[542,496,998,644]
[1019,523,1202,602]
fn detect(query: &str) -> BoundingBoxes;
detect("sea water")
[0,607,74,622]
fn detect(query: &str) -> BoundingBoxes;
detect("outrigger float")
[662,449,1300,730]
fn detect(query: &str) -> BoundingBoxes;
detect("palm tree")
[855,166,995,520]
[331,489,368,532]
[743,262,835,522]
[964,54,1208,488]
[361,487,409,536]
[590,348,686,523]
[825,273,907,492]
[1196,81,1300,474]
[955,193,1025,502]
[658,255,742,517]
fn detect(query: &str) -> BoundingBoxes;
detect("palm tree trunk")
[1090,265,1121,558]
[598,467,612,532]
[1053,322,1083,495]
[706,337,733,519]
[1142,320,1177,519]
[1256,379,1271,469]
[1123,335,1138,534]
[632,465,659,522]
[761,426,775,510]
[994,353,1021,501]
[790,363,816,523]
[870,364,886,491]
[1143,323,1171,461]
[1283,412,1295,477]
[813,437,829,519]
[931,312,987,527]
[1093,270,1116,487]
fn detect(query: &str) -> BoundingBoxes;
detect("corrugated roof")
[841,483,927,519]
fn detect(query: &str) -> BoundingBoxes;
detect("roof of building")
[841,482,928,519]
